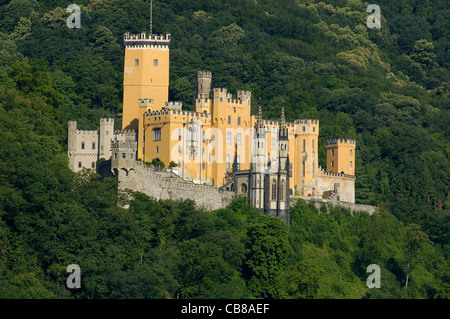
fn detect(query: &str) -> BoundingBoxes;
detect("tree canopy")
[0,0,448,299]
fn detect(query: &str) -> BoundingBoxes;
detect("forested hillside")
[0,0,448,298]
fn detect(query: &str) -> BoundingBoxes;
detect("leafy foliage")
[0,0,448,298]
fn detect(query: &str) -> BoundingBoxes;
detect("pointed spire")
[255,97,265,130]
[280,100,286,127]
[280,100,288,138]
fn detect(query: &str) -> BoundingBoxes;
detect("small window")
[202,162,205,170]
[226,132,232,145]
[237,116,241,126]
[154,59,158,67]
[156,146,159,153]
[114,153,117,159]
[271,180,277,201]
[236,155,240,170]
[271,137,276,150]
[350,150,353,156]
[101,146,103,151]
[81,142,85,150]
[91,162,95,168]
[302,161,305,177]
[226,154,230,171]
[313,127,315,132]
[312,139,315,153]
[178,146,181,153]
[237,133,241,146]
[92,142,96,149]
[122,153,126,159]
[350,161,353,169]
[106,130,109,135]
[332,149,335,156]
[228,116,231,124]
[303,126,305,132]
[135,59,139,66]
[154,128,161,141]
[78,162,82,168]
[331,161,334,167]
[303,139,306,152]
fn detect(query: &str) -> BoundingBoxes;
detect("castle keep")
[68,31,357,222]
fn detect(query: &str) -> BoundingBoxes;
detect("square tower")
[326,139,356,175]
[122,32,171,130]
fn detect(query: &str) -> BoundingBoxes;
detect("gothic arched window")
[271,179,277,201]
[280,180,285,201]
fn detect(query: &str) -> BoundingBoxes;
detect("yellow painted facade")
[122,32,170,160]
[326,139,356,175]
[120,32,356,201]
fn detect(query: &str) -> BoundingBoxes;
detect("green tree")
[244,215,289,298]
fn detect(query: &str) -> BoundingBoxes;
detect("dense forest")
[0,0,448,298]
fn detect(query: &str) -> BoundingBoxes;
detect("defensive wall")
[113,160,235,211]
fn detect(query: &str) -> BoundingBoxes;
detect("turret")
[68,121,78,153]
[253,101,266,173]
[197,71,212,98]
[99,118,114,160]
[278,102,289,171]
[326,139,356,175]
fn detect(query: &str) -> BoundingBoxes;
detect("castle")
[67,31,356,223]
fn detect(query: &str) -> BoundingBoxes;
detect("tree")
[244,215,289,298]
[404,224,432,289]
[410,39,437,70]
[151,158,165,168]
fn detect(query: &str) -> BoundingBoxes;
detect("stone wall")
[315,168,355,203]
[115,161,235,211]
[290,195,376,215]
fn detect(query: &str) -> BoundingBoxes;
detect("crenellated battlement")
[77,130,98,135]
[213,88,231,99]
[111,140,137,150]
[197,70,212,78]
[68,120,77,127]
[100,118,114,124]
[139,98,154,107]
[114,129,136,135]
[237,90,251,101]
[164,101,183,110]
[123,32,171,48]
[146,108,211,118]
[318,165,355,179]
[327,138,356,147]
[294,119,319,125]
[224,98,248,105]
[196,97,211,104]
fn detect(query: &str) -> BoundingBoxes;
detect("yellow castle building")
[120,32,355,202]
[68,31,356,222]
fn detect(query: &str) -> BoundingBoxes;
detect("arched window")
[271,180,277,201]
[280,180,285,200]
